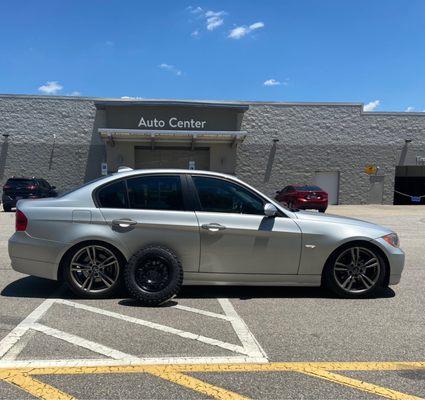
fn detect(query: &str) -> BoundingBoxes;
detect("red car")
[275,185,328,212]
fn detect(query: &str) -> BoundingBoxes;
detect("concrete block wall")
[239,104,425,204]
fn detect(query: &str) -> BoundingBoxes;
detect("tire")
[318,208,326,213]
[63,242,124,299]
[3,205,11,212]
[124,246,183,306]
[323,243,386,298]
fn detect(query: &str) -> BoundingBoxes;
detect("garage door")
[314,171,340,204]
[135,147,210,170]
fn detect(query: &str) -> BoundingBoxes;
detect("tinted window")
[127,175,184,211]
[193,176,264,215]
[5,179,35,188]
[97,180,128,208]
[295,185,322,191]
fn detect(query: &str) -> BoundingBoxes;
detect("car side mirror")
[264,203,278,217]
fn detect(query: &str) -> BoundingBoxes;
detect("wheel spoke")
[86,247,96,264]
[71,263,92,271]
[341,275,353,289]
[335,262,349,271]
[360,273,374,286]
[351,247,360,265]
[99,256,115,267]
[99,272,114,287]
[364,257,378,267]
[82,272,94,290]
[359,274,371,289]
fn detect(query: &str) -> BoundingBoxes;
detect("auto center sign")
[138,116,207,130]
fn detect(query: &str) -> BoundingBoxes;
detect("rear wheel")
[64,243,123,299]
[318,208,326,213]
[323,244,385,298]
[124,246,183,306]
[3,205,11,212]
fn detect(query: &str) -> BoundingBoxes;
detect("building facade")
[1,94,425,204]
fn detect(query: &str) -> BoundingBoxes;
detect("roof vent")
[117,166,133,172]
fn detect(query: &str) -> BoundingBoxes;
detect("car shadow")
[1,276,396,304]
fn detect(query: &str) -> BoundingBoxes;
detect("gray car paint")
[8,169,405,286]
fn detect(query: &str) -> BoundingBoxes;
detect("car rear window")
[5,179,35,188]
[295,185,323,191]
[97,180,128,208]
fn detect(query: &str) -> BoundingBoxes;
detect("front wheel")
[323,244,386,298]
[3,205,12,212]
[124,246,183,306]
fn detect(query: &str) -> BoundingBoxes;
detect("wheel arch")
[57,239,127,281]
[321,239,391,287]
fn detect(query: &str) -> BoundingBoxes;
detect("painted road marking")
[1,361,424,400]
[0,296,267,370]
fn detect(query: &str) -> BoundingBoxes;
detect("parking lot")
[0,205,424,399]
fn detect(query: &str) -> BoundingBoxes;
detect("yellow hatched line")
[0,372,75,400]
[295,367,424,400]
[148,370,250,400]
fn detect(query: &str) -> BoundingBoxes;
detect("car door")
[189,175,302,275]
[97,174,200,272]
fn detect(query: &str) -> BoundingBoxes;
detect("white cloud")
[105,40,114,46]
[191,29,199,37]
[405,106,414,112]
[121,96,143,100]
[264,79,281,86]
[363,100,380,112]
[68,91,81,96]
[228,21,265,39]
[188,7,226,33]
[38,81,63,94]
[159,63,182,76]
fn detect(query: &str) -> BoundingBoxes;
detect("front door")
[97,174,200,272]
[190,176,302,274]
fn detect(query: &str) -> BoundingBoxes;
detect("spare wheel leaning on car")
[124,245,183,306]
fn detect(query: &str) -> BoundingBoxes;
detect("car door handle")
[201,223,226,232]
[112,219,137,228]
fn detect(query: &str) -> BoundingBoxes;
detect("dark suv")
[2,177,57,212]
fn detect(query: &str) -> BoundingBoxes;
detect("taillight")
[15,210,28,231]
[27,185,37,190]
[3,185,11,190]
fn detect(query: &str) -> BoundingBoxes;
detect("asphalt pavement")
[0,205,424,399]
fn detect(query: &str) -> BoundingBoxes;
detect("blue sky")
[0,0,424,111]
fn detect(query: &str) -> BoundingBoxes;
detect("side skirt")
[183,273,321,286]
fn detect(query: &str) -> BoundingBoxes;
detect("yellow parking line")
[148,370,250,400]
[1,372,75,400]
[296,367,423,400]
[7,360,424,376]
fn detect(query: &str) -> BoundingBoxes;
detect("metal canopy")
[99,128,247,144]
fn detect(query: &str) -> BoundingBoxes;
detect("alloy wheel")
[333,246,381,294]
[69,245,120,293]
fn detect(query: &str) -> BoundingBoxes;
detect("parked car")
[9,169,403,304]
[275,185,328,212]
[2,177,57,212]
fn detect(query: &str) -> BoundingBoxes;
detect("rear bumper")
[295,199,328,209]
[8,232,64,280]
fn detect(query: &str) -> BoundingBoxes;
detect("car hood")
[294,210,393,234]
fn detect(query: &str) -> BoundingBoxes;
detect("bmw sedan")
[9,169,404,305]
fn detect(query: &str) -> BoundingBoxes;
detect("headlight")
[382,233,399,248]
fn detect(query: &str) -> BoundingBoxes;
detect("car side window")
[126,175,184,211]
[97,180,128,208]
[192,176,265,215]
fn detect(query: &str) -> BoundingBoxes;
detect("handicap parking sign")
[411,196,421,203]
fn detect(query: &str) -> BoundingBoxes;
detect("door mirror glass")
[264,203,278,217]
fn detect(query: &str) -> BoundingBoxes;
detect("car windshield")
[294,185,322,191]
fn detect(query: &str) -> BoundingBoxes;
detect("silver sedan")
[8,169,404,304]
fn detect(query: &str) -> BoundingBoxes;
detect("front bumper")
[8,232,65,280]
[372,237,405,285]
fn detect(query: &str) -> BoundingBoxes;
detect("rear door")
[97,174,200,272]
[189,175,302,275]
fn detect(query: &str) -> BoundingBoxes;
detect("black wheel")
[318,208,326,213]
[63,242,124,299]
[3,205,11,212]
[323,243,386,298]
[124,246,183,306]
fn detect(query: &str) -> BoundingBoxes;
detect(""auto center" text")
[138,116,207,129]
